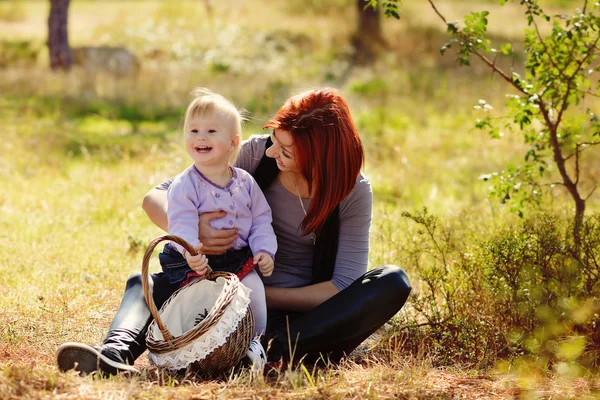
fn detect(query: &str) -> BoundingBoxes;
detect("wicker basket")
[141,235,254,376]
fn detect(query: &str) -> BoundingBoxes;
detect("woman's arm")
[266,177,372,311]
[265,281,339,311]
[142,187,169,232]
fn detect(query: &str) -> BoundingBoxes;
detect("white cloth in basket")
[147,276,252,370]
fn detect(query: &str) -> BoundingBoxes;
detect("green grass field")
[1,0,599,398]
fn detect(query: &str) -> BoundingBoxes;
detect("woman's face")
[265,129,299,172]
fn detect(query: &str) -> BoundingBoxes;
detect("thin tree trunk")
[544,117,586,248]
[48,0,72,71]
[352,0,387,65]
[574,197,585,249]
[357,0,382,38]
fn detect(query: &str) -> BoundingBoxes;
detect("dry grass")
[0,357,518,400]
[3,353,599,399]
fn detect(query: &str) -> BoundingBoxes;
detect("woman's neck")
[195,163,232,186]
[279,170,311,199]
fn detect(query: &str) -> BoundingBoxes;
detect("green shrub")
[0,40,39,68]
[393,209,600,370]
[0,0,26,22]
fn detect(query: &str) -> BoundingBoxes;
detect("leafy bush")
[393,209,600,370]
[0,40,39,68]
[0,0,26,22]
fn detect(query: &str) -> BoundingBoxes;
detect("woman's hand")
[254,252,274,277]
[184,243,209,277]
[197,211,238,255]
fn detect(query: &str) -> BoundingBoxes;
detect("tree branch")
[579,89,600,98]
[585,185,597,200]
[564,141,600,161]
[581,141,600,147]
[491,51,499,80]
[536,98,583,205]
[550,33,600,199]
[399,316,453,331]
[554,33,600,126]
[567,34,600,82]
[544,181,566,187]
[546,13,600,129]
[575,142,581,185]
[527,3,570,81]
[428,0,447,24]
[428,0,530,96]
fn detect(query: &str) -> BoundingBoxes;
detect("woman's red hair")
[264,88,364,236]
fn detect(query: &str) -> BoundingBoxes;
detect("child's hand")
[254,252,274,277]
[185,243,209,277]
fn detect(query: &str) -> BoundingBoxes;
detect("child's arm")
[245,173,277,267]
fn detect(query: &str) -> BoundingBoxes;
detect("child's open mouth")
[195,146,212,153]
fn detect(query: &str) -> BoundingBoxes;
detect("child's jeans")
[158,242,252,285]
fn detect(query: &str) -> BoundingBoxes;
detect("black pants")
[102,265,411,365]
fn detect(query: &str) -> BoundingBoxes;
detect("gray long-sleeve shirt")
[158,134,373,291]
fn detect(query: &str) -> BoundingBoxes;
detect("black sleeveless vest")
[253,137,340,284]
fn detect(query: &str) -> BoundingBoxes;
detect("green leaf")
[500,43,512,55]
[556,336,586,361]
[363,0,378,11]
[301,364,316,388]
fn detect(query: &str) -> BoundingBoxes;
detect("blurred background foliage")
[0,0,599,392]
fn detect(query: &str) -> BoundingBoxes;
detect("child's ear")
[230,135,240,150]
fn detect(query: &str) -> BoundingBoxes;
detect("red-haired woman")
[56,88,411,375]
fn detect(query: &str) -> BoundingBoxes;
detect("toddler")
[159,88,276,370]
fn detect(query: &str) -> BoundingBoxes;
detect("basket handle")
[141,234,214,343]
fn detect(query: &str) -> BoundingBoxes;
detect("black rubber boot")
[56,272,179,376]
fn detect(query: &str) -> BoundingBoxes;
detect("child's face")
[185,113,239,168]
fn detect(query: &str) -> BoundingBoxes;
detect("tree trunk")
[48,0,72,71]
[573,196,585,250]
[357,0,382,39]
[352,0,387,65]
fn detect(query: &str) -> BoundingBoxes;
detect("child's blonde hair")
[183,88,243,164]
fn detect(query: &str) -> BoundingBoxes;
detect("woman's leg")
[56,272,179,376]
[241,269,267,336]
[101,272,179,363]
[263,265,411,364]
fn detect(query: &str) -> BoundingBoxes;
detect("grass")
[1,0,599,398]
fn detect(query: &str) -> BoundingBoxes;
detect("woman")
[56,88,412,376]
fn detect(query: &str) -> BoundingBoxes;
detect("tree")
[374,0,599,246]
[358,0,382,42]
[353,0,390,65]
[48,0,72,71]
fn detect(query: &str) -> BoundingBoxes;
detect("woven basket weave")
[141,234,254,376]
